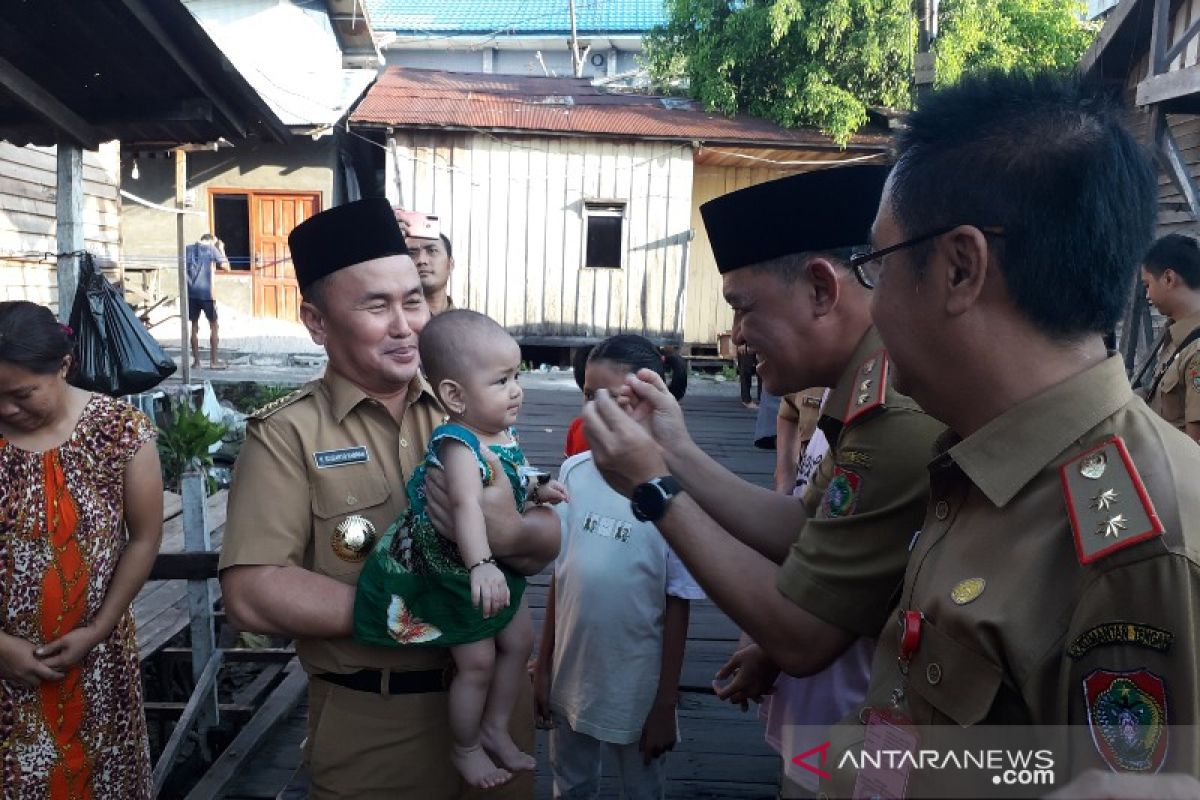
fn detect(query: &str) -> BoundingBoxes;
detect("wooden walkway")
[146,381,782,799]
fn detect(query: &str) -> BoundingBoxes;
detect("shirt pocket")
[907,619,1004,726]
[310,468,393,582]
[1159,365,1181,396]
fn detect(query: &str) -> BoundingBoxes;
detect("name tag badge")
[313,446,370,469]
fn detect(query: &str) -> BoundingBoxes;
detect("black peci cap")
[288,198,410,291]
[700,164,891,274]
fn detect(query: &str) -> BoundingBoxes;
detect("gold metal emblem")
[1090,489,1119,511]
[950,577,986,605]
[1096,514,1128,539]
[859,379,873,393]
[333,514,377,562]
[862,359,876,375]
[1079,453,1107,480]
[857,392,870,405]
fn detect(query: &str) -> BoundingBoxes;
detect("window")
[584,200,626,269]
[212,193,251,271]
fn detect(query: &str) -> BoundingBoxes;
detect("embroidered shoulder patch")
[1068,622,1173,660]
[251,386,312,419]
[1083,668,1169,773]
[820,465,862,519]
[1060,437,1164,565]
[844,349,889,425]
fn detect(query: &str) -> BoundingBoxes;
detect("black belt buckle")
[316,667,452,695]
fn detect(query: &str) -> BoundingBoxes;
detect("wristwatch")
[630,476,683,522]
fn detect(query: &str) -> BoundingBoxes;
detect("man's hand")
[581,389,669,497]
[618,370,690,448]
[0,632,65,687]
[639,702,678,764]
[35,625,105,672]
[470,561,510,618]
[427,450,522,542]
[712,643,779,712]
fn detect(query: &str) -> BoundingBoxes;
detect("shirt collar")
[947,355,1133,508]
[1168,309,1200,346]
[322,368,440,424]
[823,326,884,423]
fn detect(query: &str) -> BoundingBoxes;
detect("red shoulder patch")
[1060,437,1164,566]
[844,349,889,425]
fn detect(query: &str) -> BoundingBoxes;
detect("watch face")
[632,481,667,522]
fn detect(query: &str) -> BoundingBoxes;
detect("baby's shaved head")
[419,309,514,387]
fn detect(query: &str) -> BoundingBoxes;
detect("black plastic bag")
[68,254,177,395]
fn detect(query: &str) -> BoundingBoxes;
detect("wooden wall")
[0,142,121,312]
[684,165,802,347]
[386,131,694,343]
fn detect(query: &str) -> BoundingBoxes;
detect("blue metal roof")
[365,0,666,35]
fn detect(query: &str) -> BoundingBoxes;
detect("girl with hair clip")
[535,335,702,800]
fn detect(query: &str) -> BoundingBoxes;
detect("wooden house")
[117,0,381,323]
[349,67,889,352]
[1082,0,1200,364]
[0,142,121,308]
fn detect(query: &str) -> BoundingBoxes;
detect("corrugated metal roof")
[364,0,665,34]
[350,68,889,149]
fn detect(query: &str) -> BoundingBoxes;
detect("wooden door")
[252,192,318,321]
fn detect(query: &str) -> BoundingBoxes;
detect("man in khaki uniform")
[775,387,826,493]
[220,198,558,799]
[825,71,1200,795]
[577,166,944,684]
[1141,233,1200,442]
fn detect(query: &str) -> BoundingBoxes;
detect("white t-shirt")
[550,453,705,744]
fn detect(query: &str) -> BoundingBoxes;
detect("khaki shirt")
[220,369,450,676]
[827,356,1200,791]
[779,387,826,444]
[1149,310,1200,430]
[776,328,944,638]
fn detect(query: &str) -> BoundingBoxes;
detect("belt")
[314,667,451,695]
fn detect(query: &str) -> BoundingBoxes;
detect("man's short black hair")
[890,70,1157,338]
[1143,233,1200,289]
[440,233,453,260]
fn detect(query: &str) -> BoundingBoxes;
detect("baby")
[354,309,566,789]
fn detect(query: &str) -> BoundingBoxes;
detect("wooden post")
[176,149,191,386]
[55,143,84,321]
[181,469,219,748]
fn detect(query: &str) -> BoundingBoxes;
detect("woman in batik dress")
[0,301,162,799]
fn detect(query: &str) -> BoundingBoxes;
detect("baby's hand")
[532,479,569,505]
[470,561,510,618]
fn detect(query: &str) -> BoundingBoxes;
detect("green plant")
[720,364,738,382]
[157,399,228,493]
[645,0,1096,145]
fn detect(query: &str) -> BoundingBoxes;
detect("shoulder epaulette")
[844,348,889,425]
[1060,436,1164,565]
[250,386,313,420]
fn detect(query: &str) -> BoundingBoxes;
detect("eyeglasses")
[849,226,1005,289]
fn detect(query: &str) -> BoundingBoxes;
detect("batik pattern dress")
[0,394,155,800]
[354,423,530,648]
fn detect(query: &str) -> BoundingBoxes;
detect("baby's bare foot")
[481,725,537,772]
[452,743,512,789]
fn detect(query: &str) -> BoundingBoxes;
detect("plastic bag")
[69,254,177,395]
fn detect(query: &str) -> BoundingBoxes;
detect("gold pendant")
[332,514,377,562]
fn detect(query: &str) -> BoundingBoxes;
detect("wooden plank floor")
[208,382,784,799]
